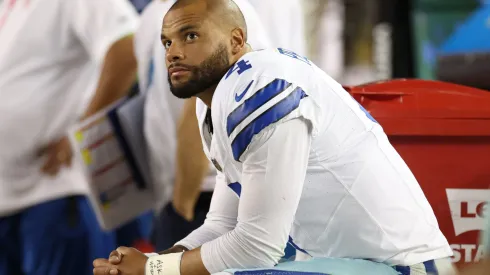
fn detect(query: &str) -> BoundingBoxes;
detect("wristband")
[145,252,184,275]
[145,252,159,257]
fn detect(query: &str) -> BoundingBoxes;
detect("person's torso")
[0,0,138,215]
[245,0,306,55]
[197,48,453,265]
[0,0,98,170]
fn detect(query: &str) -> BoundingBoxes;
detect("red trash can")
[345,79,490,268]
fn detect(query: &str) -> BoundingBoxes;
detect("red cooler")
[345,79,490,268]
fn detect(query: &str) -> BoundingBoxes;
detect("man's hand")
[38,136,73,176]
[93,256,119,275]
[94,247,148,275]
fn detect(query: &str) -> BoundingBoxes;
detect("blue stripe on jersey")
[226,79,292,136]
[231,87,307,161]
[228,182,242,197]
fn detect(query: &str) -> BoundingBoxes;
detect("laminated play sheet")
[69,94,155,230]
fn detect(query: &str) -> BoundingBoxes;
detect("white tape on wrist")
[145,252,184,275]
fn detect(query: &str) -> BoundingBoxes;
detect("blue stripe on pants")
[395,260,439,275]
[423,260,438,274]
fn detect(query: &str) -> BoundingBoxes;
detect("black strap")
[205,109,213,135]
[66,196,80,229]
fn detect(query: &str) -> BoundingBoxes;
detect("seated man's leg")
[153,192,212,251]
[221,257,399,275]
[0,214,23,275]
[20,196,91,275]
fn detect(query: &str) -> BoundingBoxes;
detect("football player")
[94,1,454,274]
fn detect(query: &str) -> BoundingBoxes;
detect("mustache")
[168,63,193,71]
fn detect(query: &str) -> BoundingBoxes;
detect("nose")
[166,42,184,63]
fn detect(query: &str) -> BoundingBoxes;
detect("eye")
[163,40,172,49]
[185,32,198,41]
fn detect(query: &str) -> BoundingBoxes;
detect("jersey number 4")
[225,48,311,80]
[225,60,252,79]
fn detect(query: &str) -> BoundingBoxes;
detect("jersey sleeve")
[200,118,311,272]
[225,74,320,162]
[66,0,139,62]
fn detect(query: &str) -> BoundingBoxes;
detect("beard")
[168,44,231,99]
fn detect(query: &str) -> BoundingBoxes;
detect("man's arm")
[171,98,211,220]
[97,172,240,275]
[40,0,138,175]
[180,118,312,275]
[68,0,139,117]
[83,35,137,117]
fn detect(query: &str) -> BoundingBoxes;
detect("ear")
[230,28,246,55]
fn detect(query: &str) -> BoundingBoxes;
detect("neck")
[196,46,253,108]
[196,85,217,107]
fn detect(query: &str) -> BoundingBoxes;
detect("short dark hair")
[167,0,247,41]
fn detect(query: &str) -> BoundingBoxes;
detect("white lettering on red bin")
[446,189,490,236]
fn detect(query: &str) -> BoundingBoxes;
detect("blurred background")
[128,0,490,88]
[1,0,490,274]
[302,0,490,88]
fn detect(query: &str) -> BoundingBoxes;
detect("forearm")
[172,98,210,220]
[181,248,209,275]
[83,35,137,118]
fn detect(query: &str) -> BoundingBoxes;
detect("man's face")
[161,3,232,99]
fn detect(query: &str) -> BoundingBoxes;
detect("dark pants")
[0,196,153,275]
[152,192,213,251]
[0,197,91,275]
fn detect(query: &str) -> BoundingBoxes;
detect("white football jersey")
[137,0,272,210]
[0,0,138,216]
[177,48,452,272]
